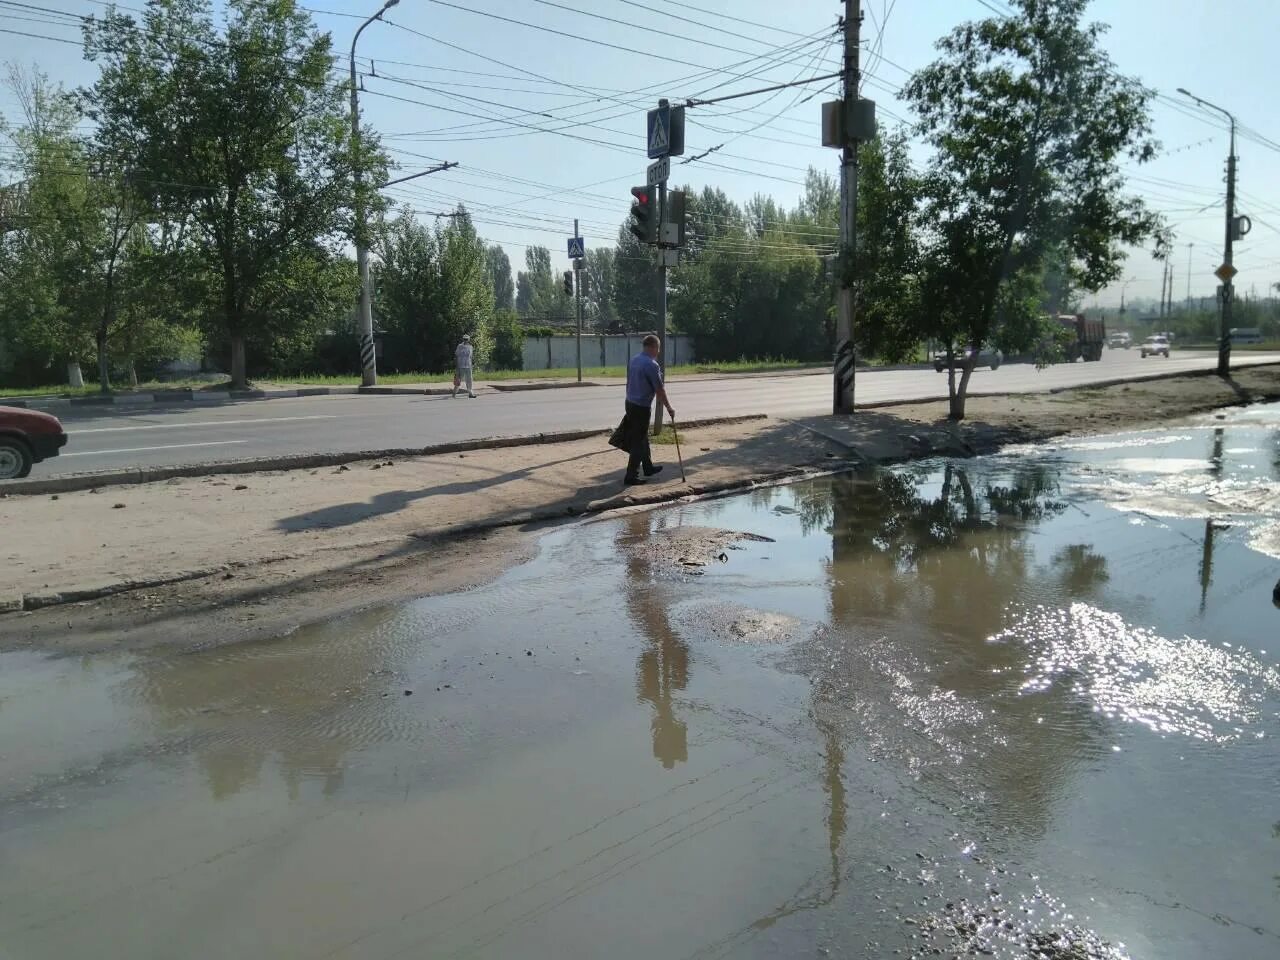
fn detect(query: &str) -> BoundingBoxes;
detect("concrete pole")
[350,0,399,388]
[1186,242,1193,308]
[1159,260,1169,318]
[1222,119,1236,375]
[575,218,583,384]
[833,0,860,414]
[1177,88,1235,375]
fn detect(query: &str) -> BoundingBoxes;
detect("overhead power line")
[418,0,836,83]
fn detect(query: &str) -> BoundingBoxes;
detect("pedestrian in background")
[453,334,476,399]
[609,334,674,486]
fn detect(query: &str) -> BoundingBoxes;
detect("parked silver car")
[933,346,1002,372]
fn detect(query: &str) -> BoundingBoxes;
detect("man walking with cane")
[611,334,674,487]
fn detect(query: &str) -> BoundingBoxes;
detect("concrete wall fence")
[521,334,695,371]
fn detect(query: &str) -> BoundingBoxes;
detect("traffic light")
[563,270,573,296]
[629,186,656,244]
[668,190,687,248]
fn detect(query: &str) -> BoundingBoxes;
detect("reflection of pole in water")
[1200,429,1225,615]
[1198,518,1216,615]
[818,710,845,895]
[624,513,691,770]
[1209,427,1225,480]
[635,637,689,769]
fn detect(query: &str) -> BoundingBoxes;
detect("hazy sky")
[2,0,1277,310]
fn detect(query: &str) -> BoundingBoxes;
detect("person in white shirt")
[453,334,476,398]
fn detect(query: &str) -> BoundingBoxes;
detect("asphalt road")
[18,350,1280,480]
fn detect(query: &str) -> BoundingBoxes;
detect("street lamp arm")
[351,0,400,70]
[1175,87,1236,127]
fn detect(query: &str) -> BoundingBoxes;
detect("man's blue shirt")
[626,352,663,407]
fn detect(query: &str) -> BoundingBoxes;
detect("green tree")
[485,243,514,311]
[489,307,523,370]
[515,244,569,325]
[81,0,383,389]
[903,0,1164,418]
[854,133,923,363]
[583,246,619,333]
[613,225,656,331]
[0,66,90,385]
[672,228,827,361]
[374,206,493,372]
[681,185,743,260]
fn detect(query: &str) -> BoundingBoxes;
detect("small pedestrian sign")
[567,236,585,259]
[647,104,670,159]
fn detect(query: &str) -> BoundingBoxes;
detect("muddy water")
[3,406,1280,959]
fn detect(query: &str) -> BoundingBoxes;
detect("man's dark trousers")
[623,401,654,480]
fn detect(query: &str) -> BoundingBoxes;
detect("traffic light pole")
[833,0,861,414]
[654,178,668,435]
[575,218,583,384]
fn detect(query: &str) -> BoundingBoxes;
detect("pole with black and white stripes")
[833,0,861,414]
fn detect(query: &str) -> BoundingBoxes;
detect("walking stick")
[670,415,687,483]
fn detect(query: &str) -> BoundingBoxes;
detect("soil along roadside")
[3,365,1279,654]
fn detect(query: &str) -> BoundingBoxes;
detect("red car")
[0,406,69,479]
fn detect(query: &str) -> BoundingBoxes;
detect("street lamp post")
[351,0,400,388]
[1177,87,1236,377]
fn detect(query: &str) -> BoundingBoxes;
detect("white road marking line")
[63,440,250,457]
[71,414,337,435]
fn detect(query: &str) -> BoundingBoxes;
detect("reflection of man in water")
[624,513,691,769]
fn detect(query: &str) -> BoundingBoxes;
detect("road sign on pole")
[567,236,585,259]
[1214,262,1238,283]
[646,156,669,186]
[647,103,670,159]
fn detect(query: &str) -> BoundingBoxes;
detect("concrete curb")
[3,445,850,615]
[0,413,769,497]
[5,367,835,410]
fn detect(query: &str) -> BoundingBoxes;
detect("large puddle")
[3,405,1280,959]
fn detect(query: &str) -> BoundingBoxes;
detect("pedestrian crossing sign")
[647,104,670,159]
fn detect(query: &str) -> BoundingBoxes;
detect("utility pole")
[1178,87,1240,376]
[833,0,861,414]
[1168,264,1175,317]
[1186,242,1194,309]
[1160,260,1169,318]
[574,217,583,384]
[1223,121,1237,374]
[350,0,400,388]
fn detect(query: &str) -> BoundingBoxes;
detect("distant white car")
[1140,336,1170,358]
[1108,332,1131,349]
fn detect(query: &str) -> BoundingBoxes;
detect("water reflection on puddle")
[3,406,1280,959]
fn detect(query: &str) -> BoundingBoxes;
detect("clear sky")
[2,0,1278,310]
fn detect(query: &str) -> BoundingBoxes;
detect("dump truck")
[1054,313,1105,361]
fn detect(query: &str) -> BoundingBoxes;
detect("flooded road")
[3,404,1280,959]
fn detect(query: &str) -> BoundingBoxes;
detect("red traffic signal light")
[629,186,656,244]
